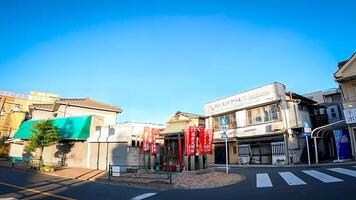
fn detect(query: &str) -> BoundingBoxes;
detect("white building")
[86,121,166,170]
[205,82,319,165]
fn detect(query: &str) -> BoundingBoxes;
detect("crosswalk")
[256,167,356,188]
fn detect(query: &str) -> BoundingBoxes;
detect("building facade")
[304,88,344,123]
[205,82,320,165]
[334,52,356,160]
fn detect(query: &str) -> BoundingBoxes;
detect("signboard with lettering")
[150,128,160,155]
[204,83,284,116]
[344,109,356,124]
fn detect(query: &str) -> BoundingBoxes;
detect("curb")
[210,160,356,169]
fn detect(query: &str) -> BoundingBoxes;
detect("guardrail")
[108,164,172,184]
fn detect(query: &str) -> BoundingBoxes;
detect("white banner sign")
[344,109,356,124]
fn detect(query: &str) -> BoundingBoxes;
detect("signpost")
[220,117,229,174]
[303,122,311,166]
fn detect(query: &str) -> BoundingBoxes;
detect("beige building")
[205,82,322,165]
[161,112,206,171]
[334,52,356,159]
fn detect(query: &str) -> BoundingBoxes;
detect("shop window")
[247,104,279,125]
[212,112,237,130]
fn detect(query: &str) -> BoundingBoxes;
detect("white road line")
[328,168,356,178]
[131,193,157,200]
[302,170,343,183]
[256,173,273,188]
[278,172,307,186]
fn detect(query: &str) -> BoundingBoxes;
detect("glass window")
[330,108,337,118]
[247,104,279,125]
[212,112,237,130]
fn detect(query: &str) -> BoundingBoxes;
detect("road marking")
[302,170,343,183]
[131,193,157,200]
[0,198,17,200]
[328,168,356,177]
[0,181,74,200]
[256,173,273,188]
[278,172,306,186]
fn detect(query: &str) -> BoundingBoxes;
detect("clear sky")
[0,0,355,124]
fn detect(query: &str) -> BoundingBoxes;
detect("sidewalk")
[0,161,243,190]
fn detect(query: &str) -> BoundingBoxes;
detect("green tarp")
[13,115,92,140]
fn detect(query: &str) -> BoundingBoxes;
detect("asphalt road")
[0,164,356,200]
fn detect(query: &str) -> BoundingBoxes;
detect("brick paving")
[172,171,242,189]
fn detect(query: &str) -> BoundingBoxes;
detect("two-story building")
[205,82,320,165]
[334,52,356,160]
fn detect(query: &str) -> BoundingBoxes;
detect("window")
[233,145,237,154]
[212,112,237,130]
[330,108,337,118]
[95,126,101,137]
[247,104,279,125]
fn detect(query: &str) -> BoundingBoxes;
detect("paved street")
[1,164,356,200]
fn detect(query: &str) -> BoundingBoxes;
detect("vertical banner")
[184,126,190,156]
[205,129,214,154]
[188,126,197,156]
[198,127,206,154]
[150,128,160,155]
[142,127,150,152]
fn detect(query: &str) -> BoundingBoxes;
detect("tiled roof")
[31,103,55,111]
[32,98,122,113]
[57,98,122,113]
[176,111,205,119]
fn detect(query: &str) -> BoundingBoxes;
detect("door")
[214,144,227,164]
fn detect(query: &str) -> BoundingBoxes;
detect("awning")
[13,115,92,140]
[311,120,347,138]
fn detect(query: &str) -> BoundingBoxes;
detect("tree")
[25,119,61,164]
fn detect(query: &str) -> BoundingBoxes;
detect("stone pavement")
[172,171,242,189]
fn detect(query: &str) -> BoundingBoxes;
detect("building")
[9,95,123,168]
[204,82,322,165]
[30,97,122,125]
[334,52,356,160]
[304,88,344,123]
[86,121,166,170]
[0,90,59,138]
[0,90,59,158]
[160,111,206,171]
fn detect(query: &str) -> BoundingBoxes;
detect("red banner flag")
[184,126,190,156]
[198,127,206,154]
[142,127,150,152]
[205,129,214,154]
[150,128,160,155]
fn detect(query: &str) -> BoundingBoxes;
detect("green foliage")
[25,119,61,153]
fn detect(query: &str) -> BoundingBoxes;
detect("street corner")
[172,170,244,189]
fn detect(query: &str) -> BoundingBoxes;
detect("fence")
[108,164,172,184]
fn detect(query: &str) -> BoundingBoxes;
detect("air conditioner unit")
[266,123,283,132]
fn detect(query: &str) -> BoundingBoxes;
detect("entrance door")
[214,145,227,164]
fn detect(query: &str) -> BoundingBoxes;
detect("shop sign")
[205,83,283,116]
[344,109,356,124]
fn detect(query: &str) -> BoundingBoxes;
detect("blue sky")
[0,0,355,124]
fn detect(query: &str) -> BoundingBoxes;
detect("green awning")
[13,115,92,140]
